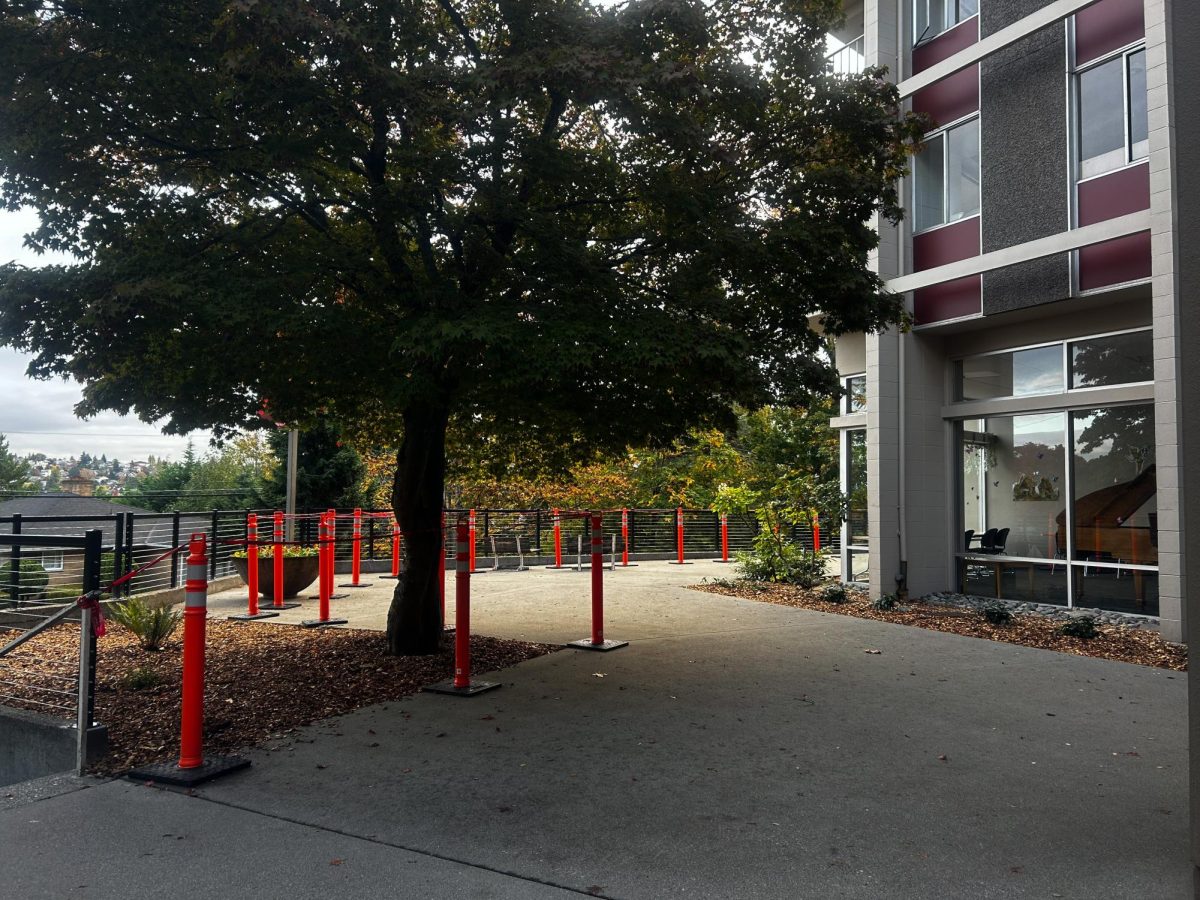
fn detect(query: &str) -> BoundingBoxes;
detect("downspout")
[897,329,908,600]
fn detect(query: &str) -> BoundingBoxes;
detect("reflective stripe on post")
[247,514,260,615]
[591,513,603,645]
[454,522,471,689]
[272,511,284,608]
[179,534,208,770]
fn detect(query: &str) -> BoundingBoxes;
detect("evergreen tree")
[0,434,31,493]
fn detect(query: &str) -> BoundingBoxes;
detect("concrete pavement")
[1,561,1190,898]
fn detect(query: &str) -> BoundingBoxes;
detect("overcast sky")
[1,207,212,461]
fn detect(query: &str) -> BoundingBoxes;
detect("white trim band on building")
[885,211,1150,295]
[897,0,1103,98]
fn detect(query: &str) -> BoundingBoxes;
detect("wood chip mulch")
[693,581,1187,671]
[0,621,558,776]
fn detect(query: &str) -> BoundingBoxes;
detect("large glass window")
[957,345,1065,401]
[914,118,980,233]
[843,429,869,585]
[843,374,867,414]
[1077,48,1149,180]
[1069,330,1153,389]
[914,0,978,46]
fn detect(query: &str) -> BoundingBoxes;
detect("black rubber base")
[566,639,629,652]
[378,575,399,580]
[617,563,639,568]
[545,565,569,570]
[338,582,372,589]
[301,617,348,628]
[668,561,694,566]
[227,611,280,622]
[712,559,733,564]
[127,755,251,787]
[329,593,348,600]
[263,602,302,610]
[422,680,501,696]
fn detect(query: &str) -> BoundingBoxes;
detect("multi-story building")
[826,0,1194,642]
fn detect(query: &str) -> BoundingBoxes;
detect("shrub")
[981,602,1013,626]
[108,596,183,651]
[872,593,898,611]
[735,526,828,587]
[0,559,49,602]
[119,666,167,691]
[232,544,319,559]
[818,583,848,604]
[1058,616,1099,640]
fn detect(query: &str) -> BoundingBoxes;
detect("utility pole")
[285,429,299,541]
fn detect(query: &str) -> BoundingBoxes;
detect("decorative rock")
[918,591,1158,631]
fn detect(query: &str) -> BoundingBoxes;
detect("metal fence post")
[209,509,219,580]
[123,513,135,597]
[535,509,542,555]
[171,511,182,588]
[76,528,102,775]
[9,513,20,606]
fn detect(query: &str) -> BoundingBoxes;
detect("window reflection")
[957,345,1064,400]
[1070,331,1153,389]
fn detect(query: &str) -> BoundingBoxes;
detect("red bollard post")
[439,511,450,629]
[715,513,731,563]
[178,535,208,770]
[273,511,284,607]
[547,507,566,569]
[423,521,498,696]
[228,513,280,621]
[303,513,347,628]
[812,517,822,554]
[620,508,633,567]
[381,519,401,580]
[670,506,693,565]
[568,514,628,652]
[128,534,250,784]
[340,508,370,588]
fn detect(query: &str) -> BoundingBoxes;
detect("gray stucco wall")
[980,0,1072,315]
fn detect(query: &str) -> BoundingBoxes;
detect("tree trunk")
[387,402,449,655]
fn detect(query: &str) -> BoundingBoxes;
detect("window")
[914,118,980,233]
[843,375,867,414]
[1077,48,1149,180]
[956,330,1152,402]
[41,552,64,572]
[843,429,869,584]
[913,0,978,46]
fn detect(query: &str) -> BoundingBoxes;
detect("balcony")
[827,35,866,76]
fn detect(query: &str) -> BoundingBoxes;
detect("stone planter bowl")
[232,555,320,599]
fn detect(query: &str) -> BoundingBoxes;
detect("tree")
[0,1,922,654]
[259,421,366,511]
[0,435,31,492]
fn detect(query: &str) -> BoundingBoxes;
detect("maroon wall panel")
[1075,0,1145,66]
[1078,232,1151,291]
[1077,162,1150,226]
[912,64,980,127]
[913,18,979,74]
[915,276,983,324]
[913,216,981,270]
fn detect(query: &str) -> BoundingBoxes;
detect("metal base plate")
[566,639,629,652]
[301,617,348,628]
[422,680,501,696]
[227,611,280,621]
[127,755,251,787]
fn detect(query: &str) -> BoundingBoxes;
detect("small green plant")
[734,526,828,587]
[872,592,898,611]
[232,544,319,559]
[981,602,1013,626]
[818,583,848,604]
[108,596,183,651]
[119,666,166,691]
[0,559,49,602]
[1058,616,1099,640]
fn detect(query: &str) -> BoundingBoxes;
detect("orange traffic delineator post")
[714,512,732,563]
[380,519,401,580]
[303,513,348,628]
[269,510,301,609]
[567,513,628,652]
[812,517,822,553]
[228,513,280,621]
[128,535,250,786]
[546,507,567,569]
[326,507,348,599]
[423,521,499,697]
[618,507,636,567]
[669,506,693,565]
[340,507,371,588]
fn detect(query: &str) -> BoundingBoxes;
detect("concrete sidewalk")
[1,562,1190,898]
